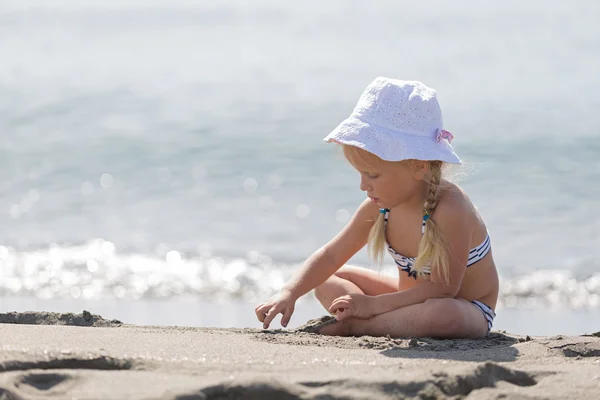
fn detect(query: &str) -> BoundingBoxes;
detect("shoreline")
[2,296,600,337]
[1,311,599,399]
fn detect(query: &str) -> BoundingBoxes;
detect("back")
[386,181,499,309]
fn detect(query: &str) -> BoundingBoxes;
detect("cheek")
[375,180,398,197]
[379,177,413,201]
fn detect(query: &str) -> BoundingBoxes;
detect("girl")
[255,77,499,339]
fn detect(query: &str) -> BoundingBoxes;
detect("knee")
[314,267,351,298]
[313,275,336,300]
[332,265,354,280]
[313,282,327,300]
[422,298,467,336]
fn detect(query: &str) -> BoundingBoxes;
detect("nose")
[359,175,369,192]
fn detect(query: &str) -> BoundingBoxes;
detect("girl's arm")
[281,198,379,300]
[372,198,472,315]
[258,198,378,328]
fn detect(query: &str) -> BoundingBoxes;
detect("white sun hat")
[323,77,461,164]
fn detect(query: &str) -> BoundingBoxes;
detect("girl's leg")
[319,297,490,339]
[313,265,398,310]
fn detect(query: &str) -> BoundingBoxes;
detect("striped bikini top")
[382,208,491,279]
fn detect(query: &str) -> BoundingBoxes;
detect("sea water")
[1,0,599,335]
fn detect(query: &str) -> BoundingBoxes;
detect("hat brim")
[323,117,462,164]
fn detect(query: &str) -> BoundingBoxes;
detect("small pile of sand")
[0,310,122,327]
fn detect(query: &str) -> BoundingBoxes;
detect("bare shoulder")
[434,180,480,228]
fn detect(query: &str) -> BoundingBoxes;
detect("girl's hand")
[255,288,297,329]
[328,293,377,321]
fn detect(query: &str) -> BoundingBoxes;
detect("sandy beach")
[0,312,598,399]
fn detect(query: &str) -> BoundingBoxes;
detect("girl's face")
[343,146,428,209]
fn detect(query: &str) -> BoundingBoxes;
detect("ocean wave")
[0,240,599,309]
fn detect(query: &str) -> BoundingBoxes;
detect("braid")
[425,161,442,216]
[412,161,451,285]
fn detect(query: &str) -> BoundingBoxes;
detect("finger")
[262,306,281,329]
[328,300,349,314]
[328,302,340,314]
[335,309,351,321]
[331,295,347,304]
[281,305,295,328]
[332,308,347,318]
[255,304,270,322]
[335,309,350,321]
[255,305,264,322]
[328,299,342,313]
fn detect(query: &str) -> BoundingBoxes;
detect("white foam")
[0,240,283,301]
[0,241,599,310]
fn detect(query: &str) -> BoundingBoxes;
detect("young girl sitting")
[255,77,499,339]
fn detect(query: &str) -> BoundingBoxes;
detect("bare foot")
[295,315,337,333]
[316,317,353,336]
[295,315,354,336]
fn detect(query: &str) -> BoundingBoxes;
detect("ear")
[409,160,429,180]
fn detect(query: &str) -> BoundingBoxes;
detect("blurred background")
[1,0,599,335]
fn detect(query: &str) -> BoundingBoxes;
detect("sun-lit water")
[1,0,599,334]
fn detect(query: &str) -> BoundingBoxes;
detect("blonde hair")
[342,145,451,286]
